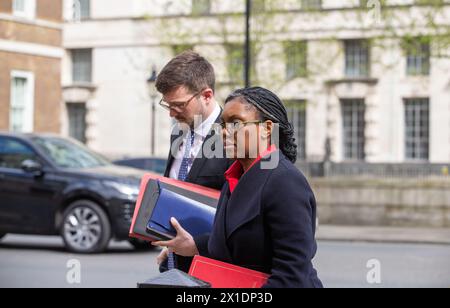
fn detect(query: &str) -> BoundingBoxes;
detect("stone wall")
[310,177,450,228]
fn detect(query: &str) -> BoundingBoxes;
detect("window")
[359,0,372,8]
[78,0,90,19]
[345,40,370,78]
[0,137,37,170]
[341,99,366,161]
[285,41,308,80]
[13,0,26,13]
[67,103,87,144]
[301,0,322,10]
[226,44,256,85]
[405,98,429,161]
[286,101,307,160]
[32,136,109,169]
[252,0,266,13]
[71,0,90,21]
[72,49,92,83]
[10,71,34,133]
[227,44,245,84]
[192,0,211,15]
[405,39,430,76]
[12,0,36,19]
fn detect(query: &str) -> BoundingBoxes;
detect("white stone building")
[61,0,450,164]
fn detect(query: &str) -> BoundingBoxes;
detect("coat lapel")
[209,184,234,262]
[164,129,184,177]
[225,159,272,241]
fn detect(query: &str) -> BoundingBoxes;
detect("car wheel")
[0,233,5,240]
[129,238,155,251]
[61,200,111,254]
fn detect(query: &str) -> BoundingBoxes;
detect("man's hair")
[156,51,216,95]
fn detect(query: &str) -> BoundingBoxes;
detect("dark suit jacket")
[194,152,323,288]
[161,113,232,273]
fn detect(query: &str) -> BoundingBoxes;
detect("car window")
[32,136,110,169]
[0,137,38,170]
[153,160,167,174]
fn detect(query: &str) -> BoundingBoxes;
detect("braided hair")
[225,87,298,163]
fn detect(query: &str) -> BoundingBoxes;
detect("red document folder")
[129,174,221,242]
[189,256,270,289]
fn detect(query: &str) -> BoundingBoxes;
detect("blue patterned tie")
[177,130,196,182]
[167,130,195,270]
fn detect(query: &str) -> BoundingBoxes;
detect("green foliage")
[145,0,449,93]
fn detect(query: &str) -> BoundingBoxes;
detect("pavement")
[316,225,450,245]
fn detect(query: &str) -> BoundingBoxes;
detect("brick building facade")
[0,0,63,133]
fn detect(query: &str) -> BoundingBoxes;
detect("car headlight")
[104,181,140,197]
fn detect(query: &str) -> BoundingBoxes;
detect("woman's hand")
[152,217,199,257]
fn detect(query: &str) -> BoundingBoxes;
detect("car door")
[0,137,63,234]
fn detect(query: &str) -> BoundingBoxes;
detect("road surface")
[0,235,449,288]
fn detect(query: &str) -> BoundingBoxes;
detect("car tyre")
[61,200,111,254]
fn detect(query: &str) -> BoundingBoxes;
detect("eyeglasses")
[159,91,203,112]
[219,120,263,133]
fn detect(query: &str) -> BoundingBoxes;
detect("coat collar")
[209,185,234,262]
[224,150,282,241]
[225,145,278,193]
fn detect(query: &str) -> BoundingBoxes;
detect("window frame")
[404,98,430,161]
[12,0,36,20]
[285,100,308,161]
[341,98,366,161]
[67,102,88,144]
[344,40,370,78]
[10,70,35,133]
[284,41,308,80]
[0,136,41,172]
[71,49,93,84]
[406,41,431,76]
[78,0,91,19]
[191,0,211,15]
[301,0,322,11]
[225,43,257,85]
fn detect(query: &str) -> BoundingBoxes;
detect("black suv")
[0,133,151,253]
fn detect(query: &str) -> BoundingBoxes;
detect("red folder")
[129,174,221,242]
[189,256,270,289]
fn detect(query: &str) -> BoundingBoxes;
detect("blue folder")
[146,181,216,240]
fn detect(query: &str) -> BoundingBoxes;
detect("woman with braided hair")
[153,87,323,288]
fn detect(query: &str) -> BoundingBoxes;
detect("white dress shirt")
[169,104,221,180]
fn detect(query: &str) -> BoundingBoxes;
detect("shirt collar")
[225,144,278,193]
[193,103,221,139]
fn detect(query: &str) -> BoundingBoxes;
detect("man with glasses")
[155,51,231,273]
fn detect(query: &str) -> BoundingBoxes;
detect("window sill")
[63,83,96,90]
[0,13,61,29]
[325,78,378,86]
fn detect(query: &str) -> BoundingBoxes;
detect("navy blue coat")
[195,152,323,288]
